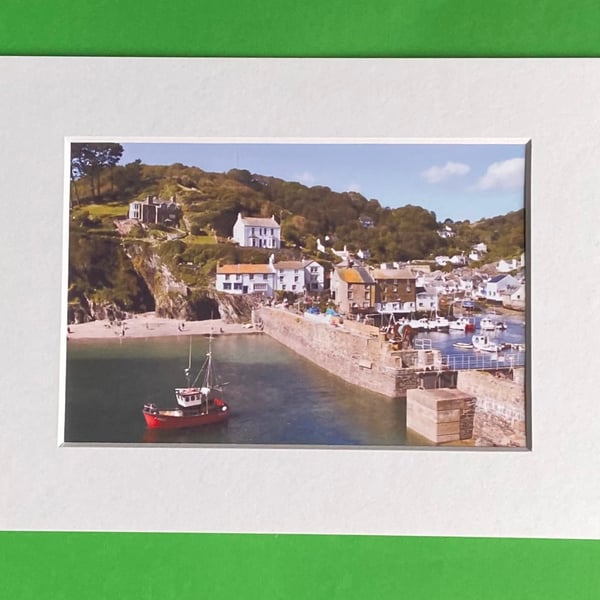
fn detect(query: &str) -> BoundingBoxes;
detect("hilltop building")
[232,213,280,249]
[128,196,181,226]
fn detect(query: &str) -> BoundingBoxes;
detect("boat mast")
[184,335,192,387]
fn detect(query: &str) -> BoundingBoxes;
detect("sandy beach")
[67,313,261,340]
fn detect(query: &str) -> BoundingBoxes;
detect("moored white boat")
[453,341,473,349]
[472,334,502,353]
[479,317,496,331]
[449,316,476,332]
[428,314,450,331]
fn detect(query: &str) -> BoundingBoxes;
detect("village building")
[232,213,281,249]
[128,196,181,226]
[484,274,520,302]
[502,283,526,310]
[215,264,276,297]
[416,286,439,312]
[330,265,376,315]
[371,268,417,314]
[358,215,374,228]
[272,258,306,294]
[497,258,520,273]
[303,259,325,293]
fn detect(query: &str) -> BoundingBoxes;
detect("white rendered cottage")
[303,259,325,293]
[272,258,306,294]
[215,264,276,297]
[232,213,281,249]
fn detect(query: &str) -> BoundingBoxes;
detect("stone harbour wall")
[457,369,527,447]
[258,307,426,398]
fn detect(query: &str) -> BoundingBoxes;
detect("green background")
[1,1,599,598]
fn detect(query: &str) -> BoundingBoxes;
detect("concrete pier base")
[407,388,476,444]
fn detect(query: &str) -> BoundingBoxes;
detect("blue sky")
[120,142,526,222]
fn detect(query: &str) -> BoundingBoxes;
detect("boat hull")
[143,405,229,429]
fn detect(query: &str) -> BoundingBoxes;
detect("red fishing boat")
[143,334,229,429]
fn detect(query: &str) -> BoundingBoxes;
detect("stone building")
[128,196,181,226]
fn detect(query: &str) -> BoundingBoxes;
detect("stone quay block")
[407,388,476,444]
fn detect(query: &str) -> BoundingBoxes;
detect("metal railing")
[441,352,526,371]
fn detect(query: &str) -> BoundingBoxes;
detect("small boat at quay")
[428,313,450,331]
[449,317,476,333]
[453,342,474,349]
[143,334,229,429]
[472,334,502,353]
[479,317,496,331]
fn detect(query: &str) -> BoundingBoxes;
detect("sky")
[119,142,526,222]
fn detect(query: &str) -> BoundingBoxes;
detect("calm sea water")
[65,316,525,447]
[65,334,422,446]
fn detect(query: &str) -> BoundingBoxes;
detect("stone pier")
[406,388,476,444]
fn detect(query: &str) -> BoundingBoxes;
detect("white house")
[216,264,276,297]
[303,259,325,293]
[497,258,520,273]
[357,249,371,260]
[416,286,439,312]
[272,259,306,294]
[450,254,466,266]
[473,242,488,254]
[484,274,520,302]
[502,283,526,310]
[232,213,281,249]
[435,256,450,266]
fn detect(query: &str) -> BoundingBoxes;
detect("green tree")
[71,142,124,202]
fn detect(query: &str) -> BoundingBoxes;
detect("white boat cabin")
[175,386,211,408]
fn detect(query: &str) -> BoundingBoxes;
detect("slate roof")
[336,266,375,284]
[239,215,279,228]
[371,268,416,280]
[274,261,304,271]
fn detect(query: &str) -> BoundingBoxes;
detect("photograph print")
[64,140,528,448]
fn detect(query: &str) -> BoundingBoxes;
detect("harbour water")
[64,314,525,447]
[65,334,416,446]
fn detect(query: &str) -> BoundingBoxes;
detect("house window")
[233,283,242,290]
[249,274,254,280]
[224,274,230,280]
[223,282,232,290]
[348,290,353,300]
[282,285,286,290]
[263,274,268,280]
[292,285,296,290]
[279,276,284,282]
[294,276,299,282]
[254,283,267,291]
[236,274,241,280]
[311,266,318,273]
[270,228,274,235]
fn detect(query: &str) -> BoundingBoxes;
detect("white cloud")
[346,182,361,193]
[421,161,471,183]
[294,171,315,185]
[473,158,525,191]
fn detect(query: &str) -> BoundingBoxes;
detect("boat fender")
[222,406,228,412]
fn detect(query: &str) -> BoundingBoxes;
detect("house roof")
[489,274,510,283]
[336,266,375,284]
[372,268,416,281]
[238,214,279,228]
[274,261,304,271]
[217,264,273,275]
